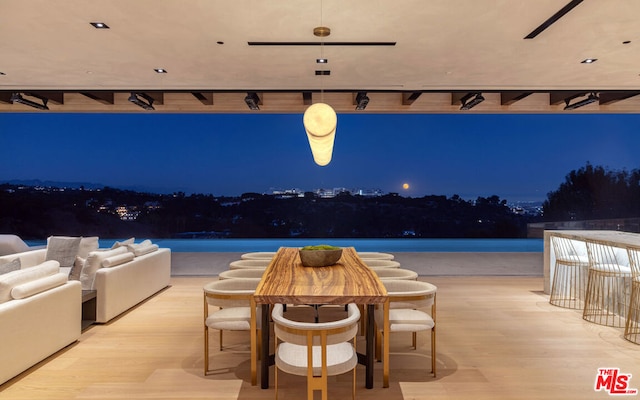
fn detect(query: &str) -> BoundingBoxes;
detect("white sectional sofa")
[0,242,171,384]
[0,252,81,385]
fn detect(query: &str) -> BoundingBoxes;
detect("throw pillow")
[111,237,135,249]
[78,236,100,258]
[0,260,60,303]
[80,247,128,290]
[0,258,21,275]
[46,236,82,268]
[69,256,85,281]
[11,272,68,300]
[101,252,135,268]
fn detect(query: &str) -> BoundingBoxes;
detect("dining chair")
[583,240,632,327]
[549,235,589,309]
[203,278,261,385]
[240,251,277,260]
[218,268,266,280]
[357,251,395,260]
[374,279,437,388]
[229,259,270,270]
[272,303,360,400]
[625,245,640,344]
[362,259,401,269]
[371,268,418,281]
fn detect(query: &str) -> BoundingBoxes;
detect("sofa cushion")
[11,272,68,299]
[0,258,20,275]
[111,237,135,249]
[46,236,82,268]
[80,247,129,290]
[127,243,159,257]
[78,236,100,259]
[101,252,135,268]
[0,260,60,303]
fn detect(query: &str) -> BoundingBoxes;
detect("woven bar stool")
[583,240,632,327]
[549,236,589,309]
[625,245,640,344]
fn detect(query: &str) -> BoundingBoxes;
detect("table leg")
[261,304,270,389]
[366,304,375,389]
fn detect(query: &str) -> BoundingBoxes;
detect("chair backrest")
[585,239,630,269]
[551,236,584,261]
[272,303,360,346]
[362,259,401,269]
[372,268,418,280]
[382,279,437,309]
[229,259,270,270]
[240,252,277,260]
[357,252,394,260]
[218,269,266,280]
[627,245,640,279]
[203,278,260,308]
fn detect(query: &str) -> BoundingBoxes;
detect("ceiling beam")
[191,92,214,105]
[81,91,115,105]
[598,91,640,105]
[549,91,585,105]
[29,91,64,104]
[302,91,312,105]
[501,92,533,105]
[402,92,422,105]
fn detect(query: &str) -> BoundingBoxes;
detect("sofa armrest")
[0,249,47,269]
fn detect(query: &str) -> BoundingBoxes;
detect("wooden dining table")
[254,247,388,389]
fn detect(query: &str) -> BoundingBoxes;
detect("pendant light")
[303,1,337,166]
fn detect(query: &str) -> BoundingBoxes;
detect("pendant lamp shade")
[303,102,337,166]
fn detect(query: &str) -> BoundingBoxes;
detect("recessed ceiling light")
[581,58,597,64]
[90,22,110,29]
[315,70,330,75]
[623,40,631,44]
[217,41,224,45]
[316,58,328,64]
[0,72,5,76]
[154,68,168,73]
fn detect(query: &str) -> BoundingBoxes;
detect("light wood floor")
[1,276,639,400]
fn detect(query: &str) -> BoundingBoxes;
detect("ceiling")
[2,0,640,113]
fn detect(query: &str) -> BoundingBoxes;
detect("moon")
[402,183,410,190]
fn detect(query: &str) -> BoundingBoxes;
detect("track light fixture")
[355,92,370,110]
[460,93,484,110]
[128,92,155,110]
[244,92,261,110]
[10,93,49,110]
[564,92,599,110]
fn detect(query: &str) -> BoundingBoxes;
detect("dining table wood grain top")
[254,247,388,305]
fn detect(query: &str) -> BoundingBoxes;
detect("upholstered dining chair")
[583,240,632,327]
[549,235,590,309]
[374,279,437,388]
[218,268,266,280]
[625,245,640,344]
[229,259,270,270]
[203,278,261,385]
[240,251,277,260]
[362,259,401,269]
[371,268,418,281]
[357,251,395,260]
[272,303,360,400]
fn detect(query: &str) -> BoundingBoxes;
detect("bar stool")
[240,251,276,260]
[549,236,589,309]
[362,259,401,269]
[229,259,270,270]
[583,240,632,327]
[625,245,640,344]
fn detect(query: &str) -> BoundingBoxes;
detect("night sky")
[2,112,639,202]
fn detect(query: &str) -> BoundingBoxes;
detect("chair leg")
[204,325,209,375]
[432,326,436,377]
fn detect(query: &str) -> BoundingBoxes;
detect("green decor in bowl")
[299,245,343,267]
